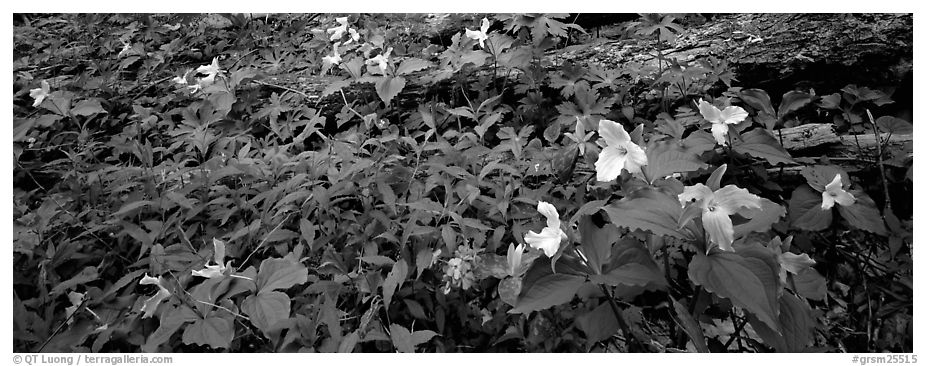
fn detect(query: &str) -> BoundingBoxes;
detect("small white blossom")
[697,99,749,146]
[821,174,855,210]
[524,201,567,257]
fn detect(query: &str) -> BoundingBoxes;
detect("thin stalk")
[865,109,893,213]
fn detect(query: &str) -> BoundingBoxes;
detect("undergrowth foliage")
[13,13,912,353]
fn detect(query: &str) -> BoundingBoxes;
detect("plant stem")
[865,109,892,214]
[598,283,639,350]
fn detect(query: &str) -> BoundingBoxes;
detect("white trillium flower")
[821,174,855,210]
[29,80,50,107]
[768,236,816,286]
[138,274,171,318]
[327,16,350,41]
[594,119,648,182]
[465,17,490,49]
[524,201,567,257]
[191,238,228,278]
[697,99,749,146]
[195,57,223,85]
[679,183,762,252]
[323,42,343,66]
[365,47,392,75]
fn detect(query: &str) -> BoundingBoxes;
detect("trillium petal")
[710,122,730,145]
[139,275,171,319]
[697,99,723,124]
[702,208,735,252]
[719,106,749,124]
[821,191,836,210]
[480,17,490,33]
[678,183,713,207]
[780,252,816,275]
[598,119,630,146]
[712,185,762,215]
[524,227,564,257]
[536,201,561,229]
[191,264,225,278]
[833,189,856,207]
[595,145,628,182]
[623,141,648,174]
[822,175,855,209]
[212,238,226,268]
[507,243,524,276]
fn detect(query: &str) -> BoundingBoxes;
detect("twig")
[865,109,893,214]
[35,295,90,352]
[252,79,310,99]
[237,213,293,271]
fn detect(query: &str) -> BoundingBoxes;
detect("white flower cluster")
[442,242,481,294]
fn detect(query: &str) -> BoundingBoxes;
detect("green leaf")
[241,291,290,335]
[591,237,666,289]
[321,79,352,99]
[777,91,813,119]
[733,198,787,238]
[641,140,708,183]
[688,253,780,332]
[575,302,619,345]
[681,130,717,156]
[509,273,585,314]
[256,258,308,294]
[788,184,832,231]
[733,129,794,165]
[800,165,850,192]
[299,218,317,251]
[50,266,99,296]
[498,276,522,307]
[671,296,708,352]
[395,58,432,76]
[577,215,618,274]
[749,292,815,352]
[389,324,437,353]
[793,268,827,301]
[70,99,106,116]
[602,188,690,240]
[182,316,234,349]
[142,304,198,352]
[837,190,888,235]
[739,89,774,116]
[876,116,913,134]
[375,76,406,105]
[338,330,360,353]
[382,259,408,309]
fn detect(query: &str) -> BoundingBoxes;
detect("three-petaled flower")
[594,119,648,182]
[524,201,567,257]
[465,17,490,49]
[679,168,762,252]
[322,42,342,67]
[327,17,350,41]
[564,116,595,156]
[195,57,223,85]
[138,274,171,318]
[697,99,749,146]
[366,47,392,75]
[191,238,228,278]
[29,80,50,107]
[821,174,855,210]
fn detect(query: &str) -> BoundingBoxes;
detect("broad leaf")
[575,302,619,345]
[749,292,815,352]
[788,184,832,231]
[389,324,437,353]
[182,316,234,349]
[777,91,813,119]
[688,253,780,332]
[395,58,432,76]
[142,304,198,352]
[681,130,717,156]
[375,76,406,105]
[590,237,666,290]
[671,297,708,352]
[733,129,794,165]
[793,268,827,301]
[577,215,618,274]
[800,165,850,192]
[256,258,308,294]
[241,291,290,335]
[382,259,408,308]
[837,190,888,235]
[733,198,787,238]
[642,140,707,183]
[602,188,690,240]
[876,116,913,135]
[70,99,106,116]
[498,276,521,306]
[738,88,774,116]
[509,273,585,314]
